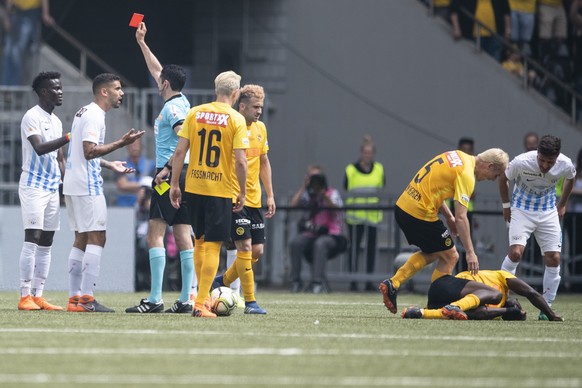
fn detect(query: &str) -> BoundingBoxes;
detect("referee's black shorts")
[149,166,190,226]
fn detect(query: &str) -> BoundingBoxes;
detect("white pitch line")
[0,374,579,387]
[0,346,579,359]
[0,327,581,345]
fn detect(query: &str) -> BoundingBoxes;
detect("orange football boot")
[18,295,40,310]
[32,296,64,311]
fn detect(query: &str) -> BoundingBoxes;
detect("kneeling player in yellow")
[401,270,563,321]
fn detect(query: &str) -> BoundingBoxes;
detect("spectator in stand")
[502,45,538,82]
[570,0,582,124]
[115,138,155,207]
[423,0,452,22]
[537,0,570,108]
[450,0,512,62]
[538,0,568,47]
[1,0,54,86]
[508,0,537,56]
[344,135,385,292]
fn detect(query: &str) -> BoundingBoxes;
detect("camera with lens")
[306,173,328,199]
[297,173,330,235]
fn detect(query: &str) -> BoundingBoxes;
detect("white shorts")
[18,186,60,231]
[509,207,562,254]
[65,195,107,233]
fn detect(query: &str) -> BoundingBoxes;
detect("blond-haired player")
[170,71,248,318]
[213,84,276,314]
[380,148,509,314]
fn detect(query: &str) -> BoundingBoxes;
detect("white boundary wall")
[0,206,135,292]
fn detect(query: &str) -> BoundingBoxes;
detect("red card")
[129,13,144,28]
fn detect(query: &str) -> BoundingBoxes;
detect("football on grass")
[210,287,238,316]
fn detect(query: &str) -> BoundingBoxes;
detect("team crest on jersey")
[236,227,245,236]
[196,111,229,127]
[445,238,452,247]
[445,151,463,168]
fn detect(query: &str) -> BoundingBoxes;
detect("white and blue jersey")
[154,93,190,168]
[19,105,63,192]
[63,102,106,196]
[506,151,576,212]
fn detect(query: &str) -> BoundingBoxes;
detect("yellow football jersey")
[231,120,269,208]
[396,151,475,222]
[456,270,516,308]
[179,102,249,198]
[508,0,537,13]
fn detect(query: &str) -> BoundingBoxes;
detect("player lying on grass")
[401,270,563,321]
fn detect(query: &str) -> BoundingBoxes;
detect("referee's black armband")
[164,162,172,171]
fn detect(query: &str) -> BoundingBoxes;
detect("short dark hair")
[32,71,61,93]
[538,135,561,157]
[160,65,186,91]
[458,137,474,148]
[92,73,120,95]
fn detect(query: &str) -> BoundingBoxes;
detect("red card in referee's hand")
[129,13,144,28]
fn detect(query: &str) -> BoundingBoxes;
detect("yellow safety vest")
[345,162,384,225]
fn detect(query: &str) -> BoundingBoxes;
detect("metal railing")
[47,24,134,87]
[0,87,216,201]
[421,0,582,127]
[264,202,582,292]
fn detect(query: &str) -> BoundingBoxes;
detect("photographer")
[289,168,347,293]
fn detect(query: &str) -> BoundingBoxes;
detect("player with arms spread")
[63,73,144,313]
[380,148,509,314]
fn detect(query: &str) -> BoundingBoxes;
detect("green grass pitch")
[0,291,581,387]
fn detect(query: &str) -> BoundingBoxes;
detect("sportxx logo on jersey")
[195,111,229,127]
[445,151,463,168]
